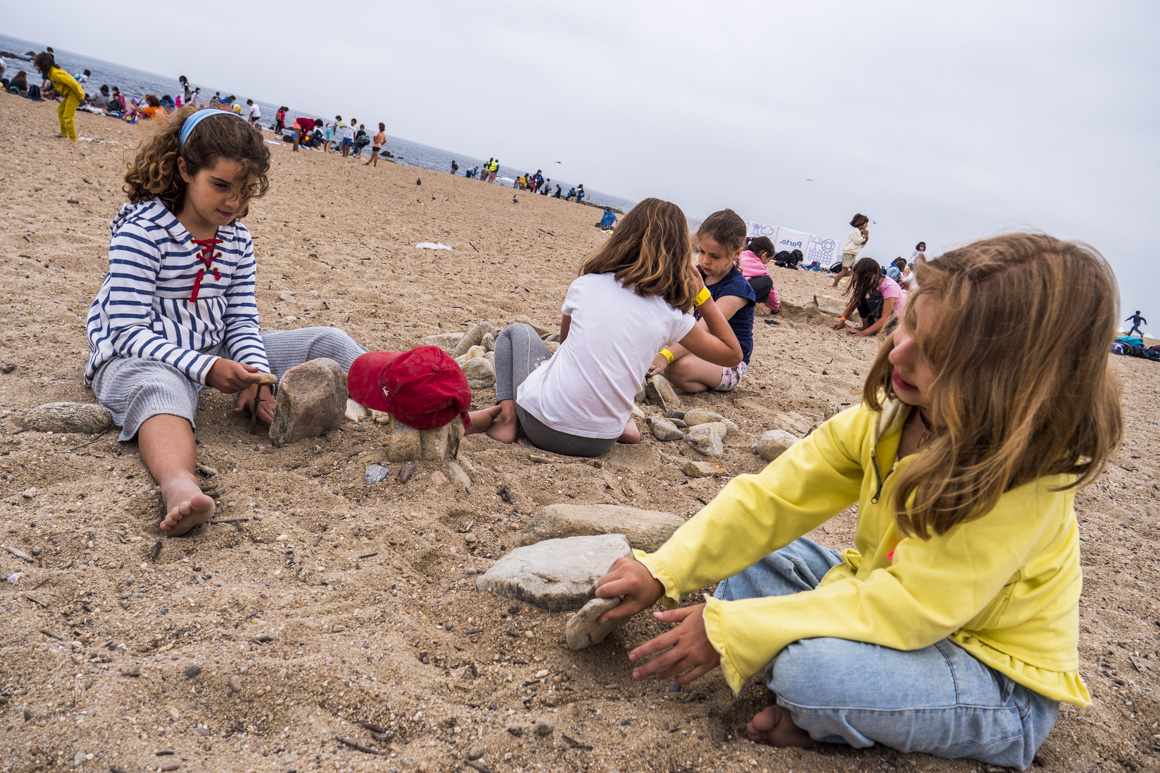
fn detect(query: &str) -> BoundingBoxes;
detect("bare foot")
[617,417,641,444]
[465,404,502,435]
[54,133,67,139]
[158,474,215,536]
[484,401,519,444]
[746,705,817,748]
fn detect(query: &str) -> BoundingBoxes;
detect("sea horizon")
[0,32,637,213]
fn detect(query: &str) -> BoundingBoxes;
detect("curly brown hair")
[579,198,697,312]
[123,105,270,219]
[863,233,1123,538]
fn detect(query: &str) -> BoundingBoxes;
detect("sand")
[1,97,1158,773]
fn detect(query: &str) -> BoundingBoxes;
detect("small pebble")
[21,488,37,499]
[535,722,554,736]
[364,464,390,485]
[1,362,15,374]
[74,751,86,765]
[229,675,243,693]
[185,664,202,679]
[467,749,485,761]
[398,461,416,484]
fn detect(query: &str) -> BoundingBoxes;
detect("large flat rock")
[520,504,685,553]
[475,534,632,611]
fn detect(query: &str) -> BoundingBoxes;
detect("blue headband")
[179,109,246,147]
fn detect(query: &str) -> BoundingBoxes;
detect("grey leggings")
[92,327,367,440]
[495,323,616,458]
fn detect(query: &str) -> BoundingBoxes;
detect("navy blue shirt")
[697,266,756,364]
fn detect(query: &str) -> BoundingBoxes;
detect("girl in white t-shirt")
[467,198,743,457]
[832,258,903,337]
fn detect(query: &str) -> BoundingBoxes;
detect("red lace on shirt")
[189,238,222,303]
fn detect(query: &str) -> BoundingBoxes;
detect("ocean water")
[0,33,636,212]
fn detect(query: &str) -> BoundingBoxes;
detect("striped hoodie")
[85,199,270,387]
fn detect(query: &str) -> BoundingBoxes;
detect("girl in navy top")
[649,209,755,392]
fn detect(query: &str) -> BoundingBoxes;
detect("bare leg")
[138,414,214,536]
[483,400,519,443]
[747,705,818,748]
[831,267,849,288]
[617,417,641,444]
[663,356,722,394]
[465,404,502,435]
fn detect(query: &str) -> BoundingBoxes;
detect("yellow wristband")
[660,348,675,364]
[693,287,711,307]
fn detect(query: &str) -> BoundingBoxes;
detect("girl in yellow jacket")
[595,234,1122,770]
[33,52,84,141]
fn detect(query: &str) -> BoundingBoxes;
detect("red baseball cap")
[347,347,472,430]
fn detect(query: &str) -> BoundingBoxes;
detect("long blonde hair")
[579,198,697,312]
[123,106,270,218]
[864,233,1123,537]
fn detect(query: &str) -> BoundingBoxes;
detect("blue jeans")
[714,538,1059,770]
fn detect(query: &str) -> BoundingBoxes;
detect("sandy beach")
[1,98,1158,773]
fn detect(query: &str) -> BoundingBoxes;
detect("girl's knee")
[768,639,861,707]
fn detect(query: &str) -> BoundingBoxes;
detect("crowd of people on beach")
[4,43,1141,771]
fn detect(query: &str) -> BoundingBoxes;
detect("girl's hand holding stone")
[207,358,263,393]
[233,384,275,424]
[595,556,664,623]
[647,352,670,377]
[629,604,720,685]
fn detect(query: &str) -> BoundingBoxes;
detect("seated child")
[596,233,1122,770]
[737,236,779,313]
[649,209,755,392]
[85,107,367,536]
[467,198,742,457]
[831,257,903,337]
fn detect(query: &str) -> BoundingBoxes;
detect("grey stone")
[268,359,347,447]
[752,429,800,462]
[480,332,495,352]
[453,322,497,358]
[681,409,726,427]
[521,504,686,553]
[447,461,471,489]
[684,460,727,478]
[645,375,681,412]
[345,398,370,422]
[566,596,627,650]
[671,418,688,428]
[423,332,464,353]
[699,420,730,439]
[634,387,646,405]
[364,464,390,485]
[23,402,113,434]
[647,417,683,442]
[770,411,814,437]
[685,425,724,456]
[386,416,464,461]
[475,534,633,611]
[665,409,686,420]
[461,357,496,391]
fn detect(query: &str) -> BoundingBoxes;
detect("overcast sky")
[7,1,1157,328]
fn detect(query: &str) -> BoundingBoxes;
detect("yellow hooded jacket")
[636,400,1090,705]
[47,67,84,101]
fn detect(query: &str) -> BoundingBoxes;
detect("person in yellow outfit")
[594,233,1123,771]
[33,52,84,141]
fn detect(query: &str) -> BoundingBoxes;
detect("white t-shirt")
[341,124,355,140]
[248,103,261,120]
[517,273,696,439]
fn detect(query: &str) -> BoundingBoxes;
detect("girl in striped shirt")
[85,107,366,536]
